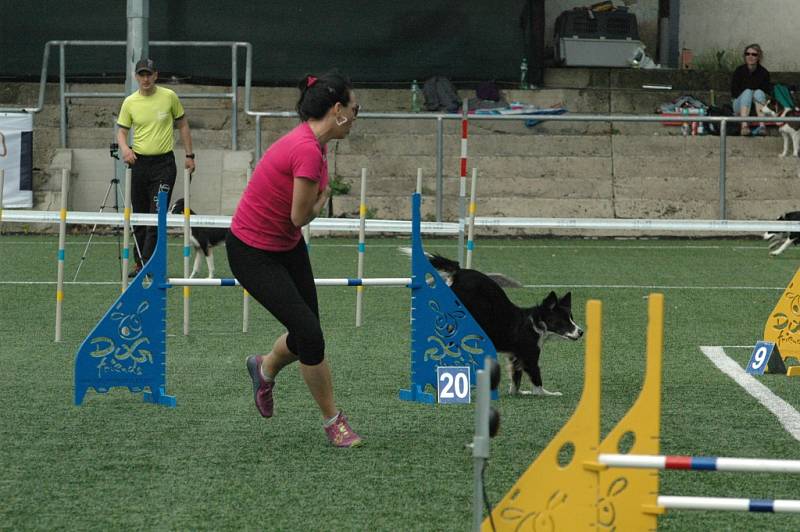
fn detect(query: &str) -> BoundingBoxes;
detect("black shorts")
[225,230,324,365]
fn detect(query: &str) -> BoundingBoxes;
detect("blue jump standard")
[399,193,497,403]
[74,191,497,407]
[74,190,175,407]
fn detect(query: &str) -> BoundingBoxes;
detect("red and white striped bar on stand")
[599,453,800,473]
[169,277,412,287]
[458,98,468,265]
[658,496,800,513]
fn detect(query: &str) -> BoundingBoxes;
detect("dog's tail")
[426,253,461,274]
[398,247,523,287]
[398,248,460,271]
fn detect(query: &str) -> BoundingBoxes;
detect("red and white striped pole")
[599,453,800,473]
[458,97,468,265]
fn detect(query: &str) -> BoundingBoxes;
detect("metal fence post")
[719,119,728,219]
[436,116,444,222]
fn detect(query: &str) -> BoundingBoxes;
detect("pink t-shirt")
[231,122,329,251]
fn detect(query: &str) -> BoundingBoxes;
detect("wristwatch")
[185,153,195,159]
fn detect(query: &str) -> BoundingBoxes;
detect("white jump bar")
[658,496,800,513]
[168,277,412,287]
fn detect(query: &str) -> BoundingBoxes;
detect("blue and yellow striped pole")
[55,168,69,342]
[182,168,191,336]
[465,167,478,269]
[355,168,367,327]
[242,168,253,333]
[121,168,132,291]
[0,169,5,232]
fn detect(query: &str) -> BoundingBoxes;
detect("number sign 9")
[437,366,471,404]
[746,341,785,375]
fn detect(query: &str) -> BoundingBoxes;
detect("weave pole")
[355,168,367,327]
[458,97,469,265]
[242,168,253,333]
[182,168,191,336]
[0,169,4,231]
[55,168,69,342]
[465,167,477,269]
[416,168,423,194]
[121,169,132,291]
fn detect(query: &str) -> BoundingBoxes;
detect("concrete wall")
[547,0,660,55]
[681,0,800,71]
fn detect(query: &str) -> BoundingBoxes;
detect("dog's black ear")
[559,291,572,307]
[544,291,558,309]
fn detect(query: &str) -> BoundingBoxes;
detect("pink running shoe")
[324,411,363,448]
[246,355,274,417]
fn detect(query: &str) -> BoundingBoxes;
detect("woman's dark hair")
[296,71,353,121]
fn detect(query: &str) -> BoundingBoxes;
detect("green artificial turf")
[1,234,799,531]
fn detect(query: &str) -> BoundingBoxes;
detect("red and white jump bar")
[598,453,800,473]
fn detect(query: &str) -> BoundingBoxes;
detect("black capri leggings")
[225,231,325,365]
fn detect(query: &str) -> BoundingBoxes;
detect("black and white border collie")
[423,252,583,396]
[764,211,800,256]
[170,198,228,278]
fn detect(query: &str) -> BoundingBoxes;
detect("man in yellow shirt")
[116,58,195,276]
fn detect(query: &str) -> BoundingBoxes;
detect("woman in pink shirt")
[226,72,362,447]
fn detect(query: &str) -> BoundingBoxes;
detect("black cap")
[135,58,156,74]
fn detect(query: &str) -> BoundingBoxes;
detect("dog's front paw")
[531,386,562,397]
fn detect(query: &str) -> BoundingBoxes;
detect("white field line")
[700,346,800,442]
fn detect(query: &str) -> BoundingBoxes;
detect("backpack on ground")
[773,84,798,110]
[423,76,461,113]
[706,104,740,136]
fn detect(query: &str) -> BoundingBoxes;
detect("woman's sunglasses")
[745,52,759,57]
[351,103,360,117]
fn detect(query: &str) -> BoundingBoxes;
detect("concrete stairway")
[2,67,798,234]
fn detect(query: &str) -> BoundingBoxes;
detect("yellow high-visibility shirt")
[117,86,185,155]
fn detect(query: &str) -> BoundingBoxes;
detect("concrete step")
[332,154,613,180]
[332,194,616,222]
[336,173,800,205]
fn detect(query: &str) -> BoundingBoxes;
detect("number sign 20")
[437,366,471,404]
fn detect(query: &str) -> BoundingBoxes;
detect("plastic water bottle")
[697,109,705,135]
[519,58,529,90]
[411,80,421,112]
[681,108,690,136]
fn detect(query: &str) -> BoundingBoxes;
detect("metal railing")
[0,40,252,150]
[243,104,800,221]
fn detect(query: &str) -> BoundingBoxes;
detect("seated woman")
[731,43,771,136]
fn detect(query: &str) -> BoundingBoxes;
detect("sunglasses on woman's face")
[350,104,360,117]
[745,52,759,57]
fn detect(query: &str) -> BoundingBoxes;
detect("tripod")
[72,143,142,281]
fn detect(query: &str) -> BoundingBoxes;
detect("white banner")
[0,112,34,208]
